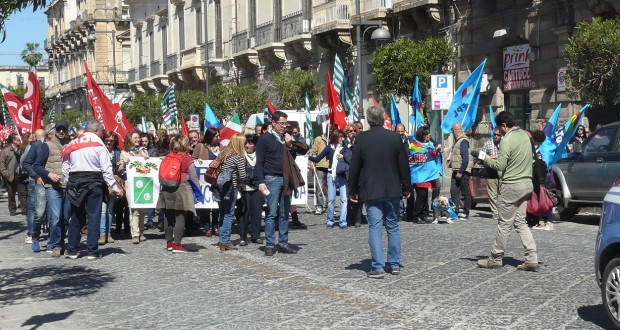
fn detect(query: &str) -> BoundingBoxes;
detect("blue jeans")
[264,175,290,248]
[67,185,103,256]
[327,173,348,227]
[218,188,237,244]
[26,179,35,236]
[31,183,47,240]
[145,208,155,225]
[100,198,116,234]
[366,197,401,272]
[46,187,69,251]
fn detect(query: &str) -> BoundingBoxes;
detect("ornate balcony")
[392,0,440,12]
[166,53,183,85]
[312,0,352,35]
[150,60,169,91]
[392,0,443,31]
[139,64,148,80]
[232,30,259,70]
[180,46,205,83]
[360,0,391,20]
[281,11,312,58]
[255,21,274,47]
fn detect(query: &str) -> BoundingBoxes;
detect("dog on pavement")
[432,195,458,224]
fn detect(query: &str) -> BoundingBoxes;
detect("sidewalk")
[0,198,611,329]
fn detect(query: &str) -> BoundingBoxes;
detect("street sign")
[188,114,200,131]
[430,74,454,110]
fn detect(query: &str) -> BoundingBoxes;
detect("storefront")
[503,44,532,130]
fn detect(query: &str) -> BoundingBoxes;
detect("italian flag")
[219,113,242,146]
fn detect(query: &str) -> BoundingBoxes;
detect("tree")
[258,69,322,110]
[59,109,91,129]
[0,1,48,42]
[369,37,455,103]
[176,89,207,118]
[20,42,42,67]
[121,93,161,128]
[206,83,265,123]
[565,17,620,124]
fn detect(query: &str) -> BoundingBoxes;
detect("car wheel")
[551,181,579,221]
[602,258,620,329]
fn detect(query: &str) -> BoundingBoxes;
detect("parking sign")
[430,74,454,110]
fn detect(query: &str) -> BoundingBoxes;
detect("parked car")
[551,121,620,220]
[595,176,620,329]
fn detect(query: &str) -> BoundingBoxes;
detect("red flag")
[0,85,28,134]
[84,61,136,145]
[266,99,277,114]
[24,70,44,132]
[180,115,189,136]
[371,95,380,106]
[326,72,347,130]
[383,112,392,130]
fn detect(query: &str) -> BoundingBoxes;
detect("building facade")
[0,64,50,90]
[44,0,131,112]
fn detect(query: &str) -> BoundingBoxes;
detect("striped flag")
[304,92,313,147]
[141,117,148,133]
[489,105,496,141]
[161,84,177,127]
[219,114,242,146]
[352,75,360,122]
[333,54,344,96]
[48,108,55,122]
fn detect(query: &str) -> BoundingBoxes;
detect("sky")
[0,5,48,66]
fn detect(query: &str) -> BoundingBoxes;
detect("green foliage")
[59,109,91,129]
[206,83,265,123]
[0,1,48,42]
[21,42,42,67]
[370,37,455,102]
[176,89,207,118]
[565,17,620,112]
[121,93,161,127]
[271,69,321,109]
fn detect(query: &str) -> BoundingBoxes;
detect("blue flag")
[552,104,590,165]
[390,94,402,129]
[409,76,425,132]
[204,102,220,133]
[489,105,496,141]
[537,104,562,169]
[441,59,487,133]
[408,138,443,184]
[191,167,205,204]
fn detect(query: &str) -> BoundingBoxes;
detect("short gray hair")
[366,106,385,127]
[85,120,104,132]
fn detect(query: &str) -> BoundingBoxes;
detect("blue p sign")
[437,76,448,88]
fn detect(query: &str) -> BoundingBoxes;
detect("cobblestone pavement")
[0,196,612,329]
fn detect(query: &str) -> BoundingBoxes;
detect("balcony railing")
[255,21,274,47]
[361,0,392,12]
[139,64,148,80]
[202,41,215,63]
[165,54,178,73]
[312,0,351,29]
[151,60,161,76]
[180,46,202,67]
[281,11,307,40]
[116,71,129,83]
[232,30,248,54]
[128,69,136,82]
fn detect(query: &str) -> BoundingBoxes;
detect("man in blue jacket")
[22,128,47,252]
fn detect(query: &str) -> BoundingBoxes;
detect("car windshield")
[584,127,615,153]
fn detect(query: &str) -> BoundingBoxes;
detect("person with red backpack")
[157,134,200,253]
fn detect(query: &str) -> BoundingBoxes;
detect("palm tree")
[20,42,42,68]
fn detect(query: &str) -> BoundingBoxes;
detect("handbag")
[204,152,230,186]
[527,184,555,217]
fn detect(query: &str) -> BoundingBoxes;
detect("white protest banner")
[291,156,308,205]
[194,160,220,209]
[126,156,162,208]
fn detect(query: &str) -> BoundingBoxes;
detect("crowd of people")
[2,106,573,277]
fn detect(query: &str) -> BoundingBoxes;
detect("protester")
[0,133,27,216]
[410,126,441,224]
[22,129,46,250]
[118,131,150,244]
[99,131,122,245]
[256,111,307,256]
[348,106,411,279]
[63,120,123,259]
[33,120,71,257]
[344,123,363,227]
[481,128,501,221]
[240,134,263,245]
[570,125,588,144]
[188,130,200,153]
[215,133,246,251]
[395,123,414,222]
[255,124,263,136]
[309,129,348,229]
[193,127,220,237]
[157,134,200,253]
[530,130,555,231]
[478,111,538,271]
[310,133,328,215]
[449,123,472,220]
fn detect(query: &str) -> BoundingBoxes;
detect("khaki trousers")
[130,208,145,238]
[490,181,538,263]
[486,178,500,219]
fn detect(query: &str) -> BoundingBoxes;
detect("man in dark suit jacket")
[348,106,411,279]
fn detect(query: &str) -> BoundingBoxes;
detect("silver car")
[551,122,620,220]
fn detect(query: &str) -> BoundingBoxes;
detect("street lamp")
[87,30,117,101]
[353,0,391,116]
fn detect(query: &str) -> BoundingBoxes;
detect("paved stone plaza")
[0,197,612,329]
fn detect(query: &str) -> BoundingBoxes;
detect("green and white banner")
[126,156,309,208]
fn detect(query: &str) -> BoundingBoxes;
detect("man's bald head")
[34,129,46,140]
[452,123,462,131]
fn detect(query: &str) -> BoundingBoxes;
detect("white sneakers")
[533,222,554,231]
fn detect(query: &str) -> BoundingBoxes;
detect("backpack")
[159,153,184,188]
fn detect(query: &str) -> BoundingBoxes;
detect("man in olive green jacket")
[0,133,26,216]
[478,111,538,271]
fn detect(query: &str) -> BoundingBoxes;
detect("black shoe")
[239,240,247,247]
[251,238,263,244]
[354,222,361,228]
[86,253,102,260]
[264,247,275,256]
[278,245,297,254]
[291,221,307,230]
